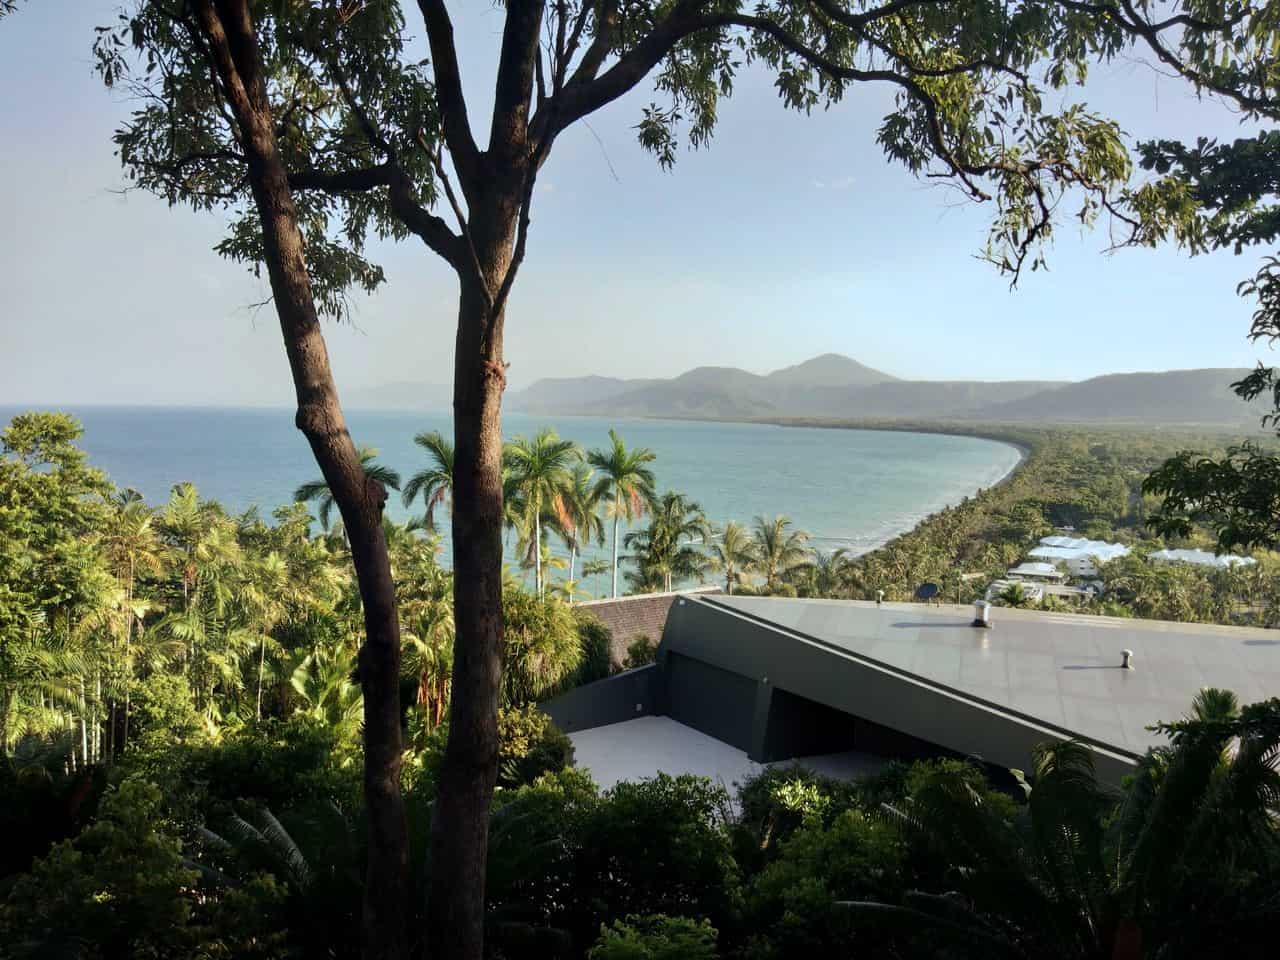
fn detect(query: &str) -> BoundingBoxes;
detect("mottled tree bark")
[193,4,408,957]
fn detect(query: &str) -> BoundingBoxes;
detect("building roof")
[1029,536,1129,564]
[1148,548,1256,569]
[1007,562,1065,579]
[678,595,1280,767]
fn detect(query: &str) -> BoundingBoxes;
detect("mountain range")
[345,354,1267,426]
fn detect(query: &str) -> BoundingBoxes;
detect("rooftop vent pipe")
[1121,648,1134,670]
[876,589,885,606]
[972,600,992,628]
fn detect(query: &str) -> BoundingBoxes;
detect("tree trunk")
[192,4,408,956]
[612,508,621,598]
[534,513,542,597]
[431,273,508,960]
[256,635,266,720]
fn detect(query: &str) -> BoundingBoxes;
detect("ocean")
[1,406,1021,588]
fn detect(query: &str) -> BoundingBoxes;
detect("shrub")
[743,809,905,958]
[569,774,742,945]
[497,704,576,789]
[417,706,575,794]
[622,634,658,670]
[732,763,912,874]
[0,779,198,958]
[569,612,614,687]
[127,714,361,829]
[588,915,718,960]
[130,672,206,753]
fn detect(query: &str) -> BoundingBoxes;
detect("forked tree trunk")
[192,4,408,957]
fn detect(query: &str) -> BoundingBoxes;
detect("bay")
[1,406,1021,591]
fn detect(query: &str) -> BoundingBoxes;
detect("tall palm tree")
[709,521,759,595]
[294,446,401,533]
[753,514,811,592]
[587,430,657,599]
[807,546,852,597]
[557,462,605,587]
[504,429,581,598]
[624,491,711,593]
[401,430,454,533]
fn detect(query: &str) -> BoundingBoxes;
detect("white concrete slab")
[569,716,888,798]
[570,716,763,793]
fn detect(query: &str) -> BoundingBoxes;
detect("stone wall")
[577,587,721,667]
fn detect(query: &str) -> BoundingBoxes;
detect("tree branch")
[416,0,484,192]
[489,0,545,166]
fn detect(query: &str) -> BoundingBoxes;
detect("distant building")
[985,579,1045,603]
[1028,536,1130,577]
[1006,562,1066,582]
[543,594,1280,788]
[1148,548,1256,570]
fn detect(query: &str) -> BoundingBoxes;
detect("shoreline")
[761,419,1034,558]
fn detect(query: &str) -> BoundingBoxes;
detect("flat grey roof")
[706,595,1280,757]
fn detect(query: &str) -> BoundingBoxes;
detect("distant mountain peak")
[767,353,898,387]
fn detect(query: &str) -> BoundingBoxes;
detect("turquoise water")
[1,406,1020,585]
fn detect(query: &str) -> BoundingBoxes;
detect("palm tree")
[587,430,657,598]
[708,521,758,595]
[289,643,363,742]
[854,689,1280,960]
[402,430,454,533]
[557,462,606,587]
[623,491,711,593]
[753,515,811,592]
[504,429,581,598]
[807,546,852,597]
[294,445,401,533]
[997,582,1031,607]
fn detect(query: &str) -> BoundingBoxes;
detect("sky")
[1,3,1277,407]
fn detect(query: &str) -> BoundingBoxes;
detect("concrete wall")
[664,652,757,753]
[540,664,658,734]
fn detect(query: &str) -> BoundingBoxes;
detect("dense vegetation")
[4,412,1280,958]
[737,423,1280,627]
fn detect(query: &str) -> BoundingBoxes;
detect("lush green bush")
[416,706,575,794]
[588,914,718,960]
[568,611,614,687]
[743,809,905,958]
[568,774,742,946]
[127,715,361,829]
[130,673,207,753]
[622,634,658,670]
[0,778,286,959]
[732,763,912,873]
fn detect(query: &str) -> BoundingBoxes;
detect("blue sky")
[0,3,1275,406]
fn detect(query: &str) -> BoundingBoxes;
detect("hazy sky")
[1,3,1276,407]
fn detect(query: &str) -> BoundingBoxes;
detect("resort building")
[1148,548,1256,570]
[1005,562,1066,582]
[544,593,1280,789]
[1027,535,1130,577]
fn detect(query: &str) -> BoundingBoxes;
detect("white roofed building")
[1007,562,1066,582]
[1028,537,1130,577]
[1148,548,1256,570]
